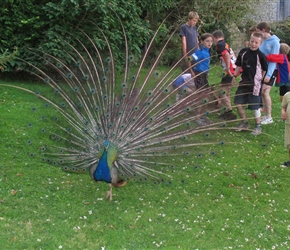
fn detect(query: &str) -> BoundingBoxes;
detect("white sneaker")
[261,117,274,125]
[261,116,267,122]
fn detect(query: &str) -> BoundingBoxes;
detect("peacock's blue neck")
[93,150,111,183]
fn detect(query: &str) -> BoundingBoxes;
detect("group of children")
[177,11,290,166]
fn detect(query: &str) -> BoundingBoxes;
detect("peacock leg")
[106,183,113,201]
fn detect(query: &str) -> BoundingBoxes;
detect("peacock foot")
[106,189,113,201]
[106,183,113,201]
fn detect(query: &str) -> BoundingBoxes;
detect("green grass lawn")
[1,66,290,249]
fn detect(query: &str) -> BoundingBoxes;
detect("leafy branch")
[0,47,18,71]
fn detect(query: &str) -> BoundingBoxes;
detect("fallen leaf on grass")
[11,190,17,195]
[228,184,240,188]
[251,173,258,179]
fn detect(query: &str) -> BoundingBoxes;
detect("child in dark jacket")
[266,43,290,102]
[232,32,268,136]
[212,30,238,120]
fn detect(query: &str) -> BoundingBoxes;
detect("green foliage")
[195,0,256,29]
[271,19,290,46]
[0,0,154,72]
[0,0,263,73]
[0,47,18,71]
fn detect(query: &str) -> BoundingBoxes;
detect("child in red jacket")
[266,43,290,102]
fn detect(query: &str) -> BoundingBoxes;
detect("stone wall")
[248,0,279,22]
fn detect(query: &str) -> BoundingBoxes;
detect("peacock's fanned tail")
[2,21,239,180]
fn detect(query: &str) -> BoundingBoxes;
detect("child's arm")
[222,51,232,76]
[181,36,194,75]
[231,66,242,85]
[281,94,289,120]
[187,50,207,76]
[187,49,205,64]
[266,54,284,64]
[282,106,287,121]
[181,36,187,57]
[264,43,280,82]
[187,51,200,62]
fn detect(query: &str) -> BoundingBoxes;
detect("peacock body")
[89,141,127,200]
[1,21,240,200]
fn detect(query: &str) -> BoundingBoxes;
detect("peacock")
[1,21,242,200]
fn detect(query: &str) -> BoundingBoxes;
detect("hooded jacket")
[190,45,211,73]
[259,35,280,78]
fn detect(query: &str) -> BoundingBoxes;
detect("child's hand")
[190,70,195,78]
[231,77,236,86]
[263,77,270,83]
[281,110,287,120]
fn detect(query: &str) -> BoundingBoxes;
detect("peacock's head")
[104,140,110,150]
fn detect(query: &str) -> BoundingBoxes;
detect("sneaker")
[218,111,236,120]
[223,112,237,121]
[195,116,213,126]
[261,117,274,125]
[250,127,262,135]
[260,115,267,122]
[195,118,207,126]
[235,121,250,131]
[281,161,290,167]
[202,116,214,125]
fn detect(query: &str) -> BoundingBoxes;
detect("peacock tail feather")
[0,20,247,198]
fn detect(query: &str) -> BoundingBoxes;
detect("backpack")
[220,43,237,71]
